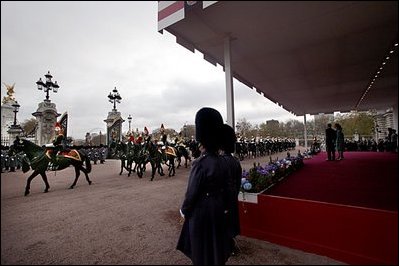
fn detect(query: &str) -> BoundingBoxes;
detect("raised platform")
[238,152,398,265]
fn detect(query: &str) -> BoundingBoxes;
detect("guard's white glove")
[179,209,185,219]
[44,143,54,148]
[178,209,185,225]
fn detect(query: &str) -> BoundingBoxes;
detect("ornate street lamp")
[108,87,122,111]
[11,101,20,127]
[127,114,132,133]
[36,71,59,102]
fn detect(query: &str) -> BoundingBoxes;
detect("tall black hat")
[195,107,223,151]
[220,124,236,153]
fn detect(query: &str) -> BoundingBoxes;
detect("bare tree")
[236,118,252,137]
[21,118,37,136]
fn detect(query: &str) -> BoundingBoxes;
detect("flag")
[58,112,68,137]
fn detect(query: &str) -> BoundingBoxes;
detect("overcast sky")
[1,1,305,139]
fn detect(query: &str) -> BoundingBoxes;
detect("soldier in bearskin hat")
[220,123,242,255]
[177,107,233,265]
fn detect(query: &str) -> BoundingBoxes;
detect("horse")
[113,141,134,176]
[174,144,191,168]
[10,136,92,196]
[113,141,143,177]
[161,145,178,177]
[187,139,201,159]
[138,141,165,181]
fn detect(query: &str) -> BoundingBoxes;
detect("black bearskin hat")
[195,107,223,152]
[220,124,236,153]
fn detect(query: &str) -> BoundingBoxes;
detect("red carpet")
[264,151,398,211]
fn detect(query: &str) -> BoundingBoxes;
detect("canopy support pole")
[224,36,235,129]
[304,114,308,150]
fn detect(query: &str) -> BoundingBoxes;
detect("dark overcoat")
[325,127,337,149]
[177,152,232,265]
[221,154,242,238]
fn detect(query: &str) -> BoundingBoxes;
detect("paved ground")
[1,148,346,265]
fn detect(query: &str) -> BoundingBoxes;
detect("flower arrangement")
[240,154,304,194]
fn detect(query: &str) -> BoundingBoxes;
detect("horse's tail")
[82,152,92,173]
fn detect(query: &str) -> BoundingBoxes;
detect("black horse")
[187,140,201,159]
[139,141,165,181]
[161,145,178,177]
[11,136,92,196]
[114,141,134,176]
[174,144,191,168]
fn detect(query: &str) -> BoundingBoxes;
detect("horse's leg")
[176,156,181,169]
[119,160,124,175]
[168,161,172,177]
[167,157,172,177]
[70,166,81,189]
[40,172,51,193]
[170,157,175,176]
[80,165,92,185]
[137,162,143,178]
[158,160,165,176]
[128,161,132,177]
[127,159,133,177]
[150,161,156,181]
[24,170,41,196]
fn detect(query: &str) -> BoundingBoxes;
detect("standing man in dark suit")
[325,123,336,161]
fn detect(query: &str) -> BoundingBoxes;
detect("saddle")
[165,146,177,157]
[45,149,81,161]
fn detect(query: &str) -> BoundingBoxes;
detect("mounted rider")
[135,134,143,145]
[143,126,152,144]
[160,123,167,147]
[175,132,185,147]
[128,133,135,143]
[45,122,66,166]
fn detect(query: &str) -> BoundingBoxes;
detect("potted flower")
[238,154,304,203]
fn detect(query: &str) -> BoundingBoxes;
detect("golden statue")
[2,82,16,104]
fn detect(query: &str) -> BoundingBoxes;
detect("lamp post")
[108,87,122,111]
[11,101,20,127]
[99,131,102,145]
[36,71,59,102]
[127,115,132,134]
